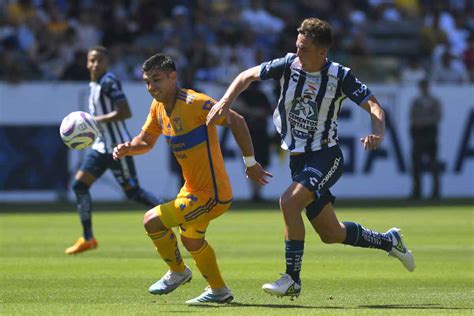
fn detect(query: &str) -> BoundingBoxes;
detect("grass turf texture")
[1,205,472,315]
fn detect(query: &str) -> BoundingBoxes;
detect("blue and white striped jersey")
[260,53,372,152]
[88,72,132,154]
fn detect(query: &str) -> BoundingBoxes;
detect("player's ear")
[170,71,177,81]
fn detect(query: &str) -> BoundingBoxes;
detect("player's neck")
[90,71,106,82]
[163,88,179,114]
[301,57,327,73]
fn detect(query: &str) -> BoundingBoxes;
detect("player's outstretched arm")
[95,100,132,123]
[206,66,261,126]
[113,130,158,160]
[360,95,385,150]
[226,110,273,185]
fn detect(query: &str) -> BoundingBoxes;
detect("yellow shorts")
[153,188,231,239]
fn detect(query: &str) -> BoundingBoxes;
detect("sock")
[190,241,226,289]
[148,229,185,272]
[343,221,393,251]
[127,187,163,207]
[285,240,304,284]
[73,181,93,240]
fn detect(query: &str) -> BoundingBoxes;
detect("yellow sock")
[147,230,185,273]
[190,241,226,289]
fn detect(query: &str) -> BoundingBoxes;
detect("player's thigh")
[290,145,343,194]
[76,150,108,185]
[108,154,139,190]
[151,191,230,239]
[290,145,343,218]
[179,193,230,239]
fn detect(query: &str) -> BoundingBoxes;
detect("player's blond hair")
[297,18,333,48]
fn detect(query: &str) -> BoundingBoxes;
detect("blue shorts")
[290,145,344,220]
[80,150,139,188]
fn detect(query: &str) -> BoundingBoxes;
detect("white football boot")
[262,273,301,297]
[149,265,192,295]
[185,286,234,304]
[387,227,416,272]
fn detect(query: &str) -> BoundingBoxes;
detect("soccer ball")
[60,111,98,150]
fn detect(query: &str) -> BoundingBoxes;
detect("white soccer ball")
[59,111,98,150]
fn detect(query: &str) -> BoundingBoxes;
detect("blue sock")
[73,181,93,240]
[126,187,163,207]
[285,240,304,284]
[343,222,392,251]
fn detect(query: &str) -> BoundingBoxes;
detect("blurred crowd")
[1,0,473,85]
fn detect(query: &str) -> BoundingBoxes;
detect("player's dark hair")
[88,45,109,58]
[297,18,333,48]
[142,53,176,73]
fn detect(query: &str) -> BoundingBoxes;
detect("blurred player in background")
[65,46,162,255]
[409,79,442,199]
[113,53,271,304]
[207,18,415,298]
[233,81,274,202]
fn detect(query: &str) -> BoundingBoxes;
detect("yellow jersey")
[142,88,232,203]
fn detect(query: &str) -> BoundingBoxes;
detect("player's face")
[87,50,108,79]
[143,69,177,101]
[296,33,326,66]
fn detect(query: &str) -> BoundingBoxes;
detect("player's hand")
[245,163,273,185]
[113,142,131,160]
[206,100,230,126]
[360,134,383,150]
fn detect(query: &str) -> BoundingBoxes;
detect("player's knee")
[143,210,166,234]
[279,191,304,214]
[181,235,205,252]
[279,192,293,212]
[72,180,89,194]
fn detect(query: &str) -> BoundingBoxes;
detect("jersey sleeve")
[102,77,127,105]
[142,103,162,136]
[198,96,227,126]
[341,71,373,106]
[259,54,289,80]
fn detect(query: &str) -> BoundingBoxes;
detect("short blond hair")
[297,18,333,48]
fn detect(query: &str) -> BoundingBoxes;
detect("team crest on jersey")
[327,82,337,94]
[173,117,183,132]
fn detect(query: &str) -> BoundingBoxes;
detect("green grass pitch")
[1,204,472,315]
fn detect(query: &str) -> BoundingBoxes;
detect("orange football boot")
[65,237,98,255]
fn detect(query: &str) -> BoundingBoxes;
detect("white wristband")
[243,156,257,168]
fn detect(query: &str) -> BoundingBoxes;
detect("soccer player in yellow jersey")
[113,53,272,304]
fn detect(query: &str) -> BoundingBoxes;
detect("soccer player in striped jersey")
[65,46,162,255]
[207,18,415,298]
[113,53,271,304]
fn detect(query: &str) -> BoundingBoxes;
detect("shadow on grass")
[359,303,472,310]
[188,302,343,309]
[187,302,472,311]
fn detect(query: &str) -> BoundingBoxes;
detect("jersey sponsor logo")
[289,89,319,139]
[318,156,341,190]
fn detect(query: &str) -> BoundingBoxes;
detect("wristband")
[243,156,257,167]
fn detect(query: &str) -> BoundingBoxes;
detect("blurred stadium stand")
[1,0,473,84]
